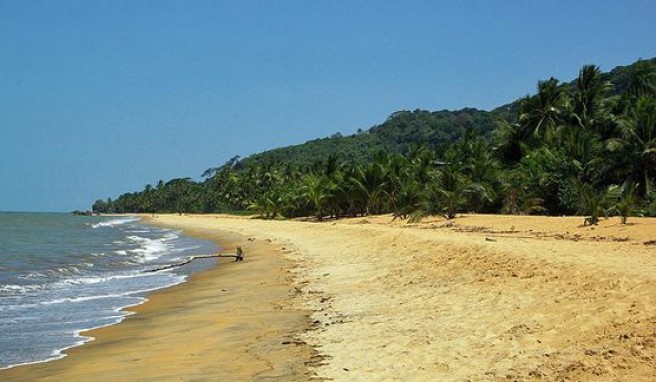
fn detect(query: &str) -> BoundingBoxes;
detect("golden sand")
[0,219,314,381]
[3,213,656,381]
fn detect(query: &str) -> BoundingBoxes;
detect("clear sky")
[1,1,654,212]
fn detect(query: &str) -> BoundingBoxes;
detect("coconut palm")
[608,96,656,196]
[302,174,331,221]
[410,170,469,221]
[572,179,611,225]
[608,181,638,224]
[247,188,289,219]
[495,119,528,164]
[571,65,614,132]
[349,162,391,215]
[560,125,605,183]
[626,60,656,98]
[461,139,499,211]
[501,148,563,214]
[518,77,570,143]
[410,149,471,222]
[438,173,470,219]
[391,179,423,220]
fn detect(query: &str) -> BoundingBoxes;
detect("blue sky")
[1,1,654,212]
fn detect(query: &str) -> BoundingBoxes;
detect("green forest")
[93,58,656,224]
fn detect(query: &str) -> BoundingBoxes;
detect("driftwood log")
[145,250,244,273]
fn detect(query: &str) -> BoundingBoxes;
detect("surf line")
[144,250,244,273]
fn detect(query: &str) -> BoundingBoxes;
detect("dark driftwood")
[145,252,243,273]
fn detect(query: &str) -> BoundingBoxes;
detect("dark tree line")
[94,60,656,223]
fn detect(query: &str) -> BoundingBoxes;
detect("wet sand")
[0,217,314,381]
[3,213,656,381]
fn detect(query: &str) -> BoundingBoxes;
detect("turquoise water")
[0,212,219,369]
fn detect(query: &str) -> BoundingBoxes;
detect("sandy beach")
[3,213,656,380]
[0,217,315,381]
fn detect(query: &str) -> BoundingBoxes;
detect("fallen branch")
[145,251,244,273]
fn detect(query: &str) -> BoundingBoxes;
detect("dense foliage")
[239,107,509,169]
[93,58,656,223]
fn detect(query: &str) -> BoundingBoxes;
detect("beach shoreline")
[0,214,314,381]
[2,213,656,380]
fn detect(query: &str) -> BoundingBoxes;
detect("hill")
[235,57,655,170]
[237,107,510,170]
[94,57,656,218]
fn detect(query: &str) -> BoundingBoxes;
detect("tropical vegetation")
[93,58,656,224]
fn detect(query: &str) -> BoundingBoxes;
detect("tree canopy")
[93,58,656,223]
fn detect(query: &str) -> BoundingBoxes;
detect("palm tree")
[334,163,364,217]
[410,151,470,221]
[391,179,423,220]
[322,155,347,218]
[574,180,611,226]
[247,188,288,219]
[302,174,331,221]
[501,186,546,215]
[437,170,470,220]
[165,177,198,213]
[608,181,638,224]
[405,145,436,185]
[461,139,499,211]
[518,77,570,143]
[500,148,558,215]
[608,96,656,196]
[626,59,656,98]
[571,65,613,132]
[410,171,469,222]
[349,162,390,215]
[560,125,605,183]
[495,119,528,164]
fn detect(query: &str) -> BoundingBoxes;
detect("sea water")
[0,212,219,369]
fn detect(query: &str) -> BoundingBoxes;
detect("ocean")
[0,212,219,370]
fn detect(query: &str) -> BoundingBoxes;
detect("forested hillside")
[93,58,656,222]
[239,107,510,169]
[233,58,654,170]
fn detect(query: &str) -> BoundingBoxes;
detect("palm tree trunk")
[645,168,651,196]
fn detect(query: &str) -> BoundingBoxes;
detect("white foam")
[0,284,37,294]
[171,244,202,253]
[0,273,187,370]
[0,214,214,371]
[125,234,178,262]
[91,217,140,229]
[55,272,147,286]
[40,294,128,305]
